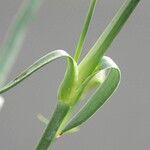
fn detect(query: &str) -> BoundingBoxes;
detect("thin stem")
[36,102,70,150]
[74,0,97,63]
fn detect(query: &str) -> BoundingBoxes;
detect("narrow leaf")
[74,0,97,62]
[61,56,121,134]
[0,50,78,106]
[0,0,43,85]
[78,0,140,84]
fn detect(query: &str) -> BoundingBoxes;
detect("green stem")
[36,101,70,150]
[78,0,140,84]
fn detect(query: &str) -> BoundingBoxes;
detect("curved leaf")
[0,50,78,105]
[61,56,121,134]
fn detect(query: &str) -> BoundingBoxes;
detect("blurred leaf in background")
[0,0,44,86]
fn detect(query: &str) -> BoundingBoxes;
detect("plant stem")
[78,0,140,84]
[36,101,70,150]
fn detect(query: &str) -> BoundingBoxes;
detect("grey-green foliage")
[0,0,140,149]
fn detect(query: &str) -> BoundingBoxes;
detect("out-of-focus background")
[0,0,149,149]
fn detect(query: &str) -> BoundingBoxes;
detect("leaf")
[57,127,80,138]
[74,0,97,62]
[78,0,140,84]
[0,0,43,85]
[0,50,78,106]
[61,56,121,134]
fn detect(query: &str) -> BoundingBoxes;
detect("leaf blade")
[61,56,121,133]
[74,0,97,62]
[0,0,43,85]
[78,0,140,84]
[0,50,78,106]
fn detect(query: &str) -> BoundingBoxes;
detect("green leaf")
[0,50,78,106]
[61,56,121,134]
[0,0,43,85]
[74,0,97,63]
[78,0,140,84]
[58,127,80,138]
